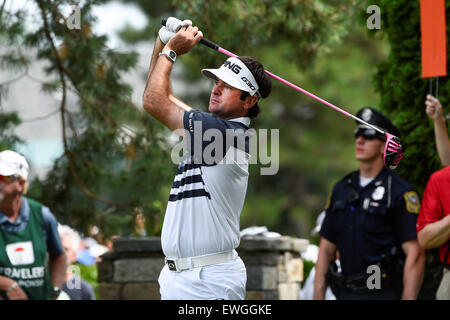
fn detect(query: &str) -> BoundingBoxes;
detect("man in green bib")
[0,150,67,300]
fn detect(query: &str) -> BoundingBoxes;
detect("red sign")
[420,0,447,78]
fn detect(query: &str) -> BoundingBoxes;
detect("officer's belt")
[165,250,236,272]
[341,272,370,291]
[341,270,394,292]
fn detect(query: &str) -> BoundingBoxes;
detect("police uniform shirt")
[320,168,420,276]
[161,110,252,259]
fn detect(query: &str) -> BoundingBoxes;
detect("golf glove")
[158,17,192,44]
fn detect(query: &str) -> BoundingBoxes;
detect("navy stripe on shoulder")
[168,189,211,202]
[172,174,204,189]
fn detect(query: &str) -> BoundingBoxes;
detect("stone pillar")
[238,236,309,300]
[97,237,164,300]
[97,236,309,300]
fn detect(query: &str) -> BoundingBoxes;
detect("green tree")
[0,111,22,150]
[118,0,389,237]
[367,0,448,193]
[0,1,28,151]
[1,0,174,238]
[1,0,391,243]
[366,0,449,300]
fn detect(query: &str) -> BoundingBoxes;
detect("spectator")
[0,150,66,299]
[417,166,450,300]
[425,94,450,166]
[58,225,96,300]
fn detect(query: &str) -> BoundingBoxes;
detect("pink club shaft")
[217,47,386,135]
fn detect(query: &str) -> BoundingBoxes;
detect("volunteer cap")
[0,150,29,180]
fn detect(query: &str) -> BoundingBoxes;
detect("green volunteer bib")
[0,197,52,300]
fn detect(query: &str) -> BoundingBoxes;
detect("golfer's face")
[208,79,245,119]
[355,135,385,162]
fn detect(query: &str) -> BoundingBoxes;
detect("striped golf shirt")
[161,110,252,259]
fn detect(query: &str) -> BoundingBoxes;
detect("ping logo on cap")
[223,60,242,74]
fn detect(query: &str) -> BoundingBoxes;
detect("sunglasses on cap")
[0,175,17,183]
[353,127,386,141]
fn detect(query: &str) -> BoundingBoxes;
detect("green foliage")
[0,1,28,151]
[367,0,449,194]
[240,21,389,235]
[172,0,354,69]
[2,1,391,242]
[74,262,99,299]
[120,0,388,239]
[365,0,448,300]
[0,111,23,150]
[302,258,315,285]
[1,0,175,237]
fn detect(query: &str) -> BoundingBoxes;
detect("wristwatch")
[52,286,61,298]
[159,49,177,63]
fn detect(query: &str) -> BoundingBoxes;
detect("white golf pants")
[158,256,247,300]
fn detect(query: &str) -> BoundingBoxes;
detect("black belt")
[342,273,370,291]
[342,269,394,292]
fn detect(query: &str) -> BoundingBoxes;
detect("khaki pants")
[436,268,450,300]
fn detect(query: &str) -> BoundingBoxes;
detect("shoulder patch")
[403,191,420,214]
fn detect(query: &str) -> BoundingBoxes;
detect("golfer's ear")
[243,95,258,109]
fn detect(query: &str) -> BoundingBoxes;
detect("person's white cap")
[202,57,261,99]
[0,150,29,180]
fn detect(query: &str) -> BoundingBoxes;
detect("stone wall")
[97,236,309,300]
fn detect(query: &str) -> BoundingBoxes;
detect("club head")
[383,133,404,170]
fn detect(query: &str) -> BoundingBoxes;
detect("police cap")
[355,107,400,138]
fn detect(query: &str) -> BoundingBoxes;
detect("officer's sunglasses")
[0,174,17,183]
[353,128,387,141]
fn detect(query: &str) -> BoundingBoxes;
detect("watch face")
[169,51,176,59]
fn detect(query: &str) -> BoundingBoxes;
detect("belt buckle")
[166,259,179,272]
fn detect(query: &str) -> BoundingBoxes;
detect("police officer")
[313,107,426,300]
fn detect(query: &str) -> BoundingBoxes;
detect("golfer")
[142,17,272,299]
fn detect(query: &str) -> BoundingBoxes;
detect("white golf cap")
[202,57,261,98]
[0,150,29,180]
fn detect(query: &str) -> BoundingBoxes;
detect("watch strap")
[159,50,177,63]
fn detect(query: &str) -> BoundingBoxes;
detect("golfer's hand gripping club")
[161,17,219,50]
[161,17,405,169]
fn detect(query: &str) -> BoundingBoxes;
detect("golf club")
[161,18,405,170]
